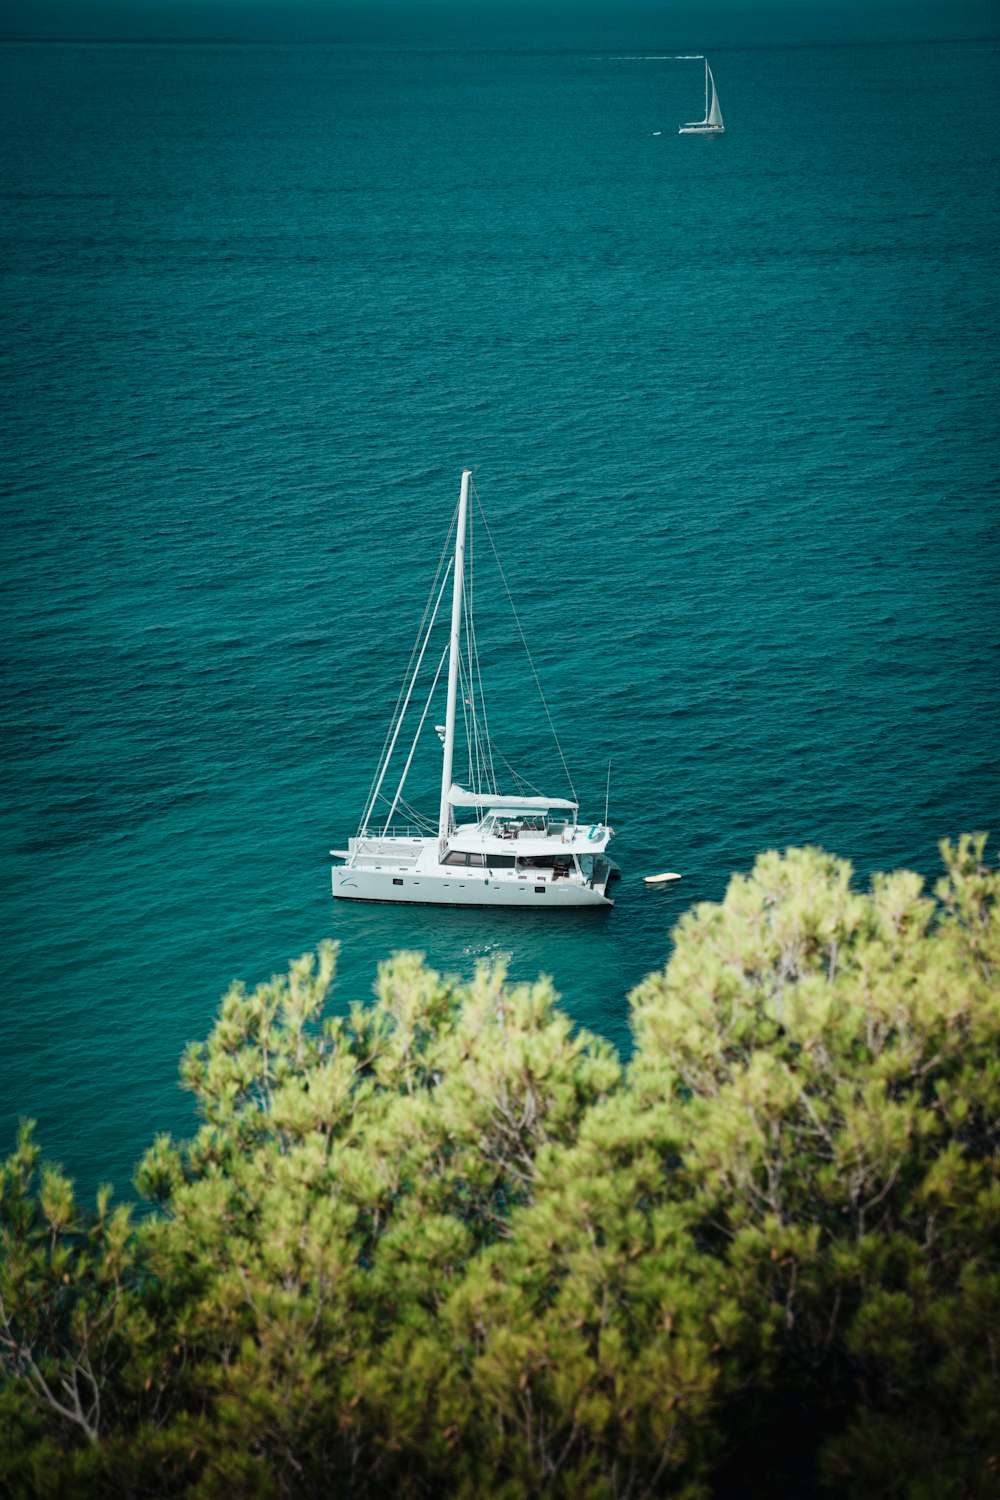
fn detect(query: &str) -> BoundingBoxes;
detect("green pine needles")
[2,836,998,1498]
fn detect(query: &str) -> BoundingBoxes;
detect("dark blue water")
[2,4,998,1193]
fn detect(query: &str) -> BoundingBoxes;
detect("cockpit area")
[475,811,574,842]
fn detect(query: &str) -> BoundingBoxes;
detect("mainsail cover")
[448,785,577,812]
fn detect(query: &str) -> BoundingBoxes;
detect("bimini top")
[448,785,578,812]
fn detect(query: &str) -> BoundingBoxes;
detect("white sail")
[707,66,724,128]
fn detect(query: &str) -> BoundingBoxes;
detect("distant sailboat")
[679,57,725,135]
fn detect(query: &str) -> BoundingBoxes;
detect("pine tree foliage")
[1,838,997,1497]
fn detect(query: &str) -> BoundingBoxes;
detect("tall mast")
[438,468,471,847]
[704,58,709,120]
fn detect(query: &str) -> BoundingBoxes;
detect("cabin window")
[444,851,487,868]
[535,886,545,894]
[488,855,516,869]
[393,878,403,886]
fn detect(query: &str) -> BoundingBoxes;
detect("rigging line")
[458,652,474,788]
[359,510,456,828]
[464,513,498,796]
[463,658,480,791]
[470,513,488,796]
[372,788,429,825]
[462,516,485,797]
[465,510,493,797]
[382,641,450,834]
[487,736,549,802]
[371,787,435,834]
[460,658,485,798]
[359,534,452,834]
[362,560,451,834]
[360,559,453,834]
[459,655,484,799]
[462,572,490,799]
[462,528,478,792]
[395,795,436,833]
[469,477,577,804]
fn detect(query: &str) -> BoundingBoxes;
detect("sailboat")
[679,57,725,135]
[331,470,619,908]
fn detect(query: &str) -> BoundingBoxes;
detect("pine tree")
[2,838,996,1497]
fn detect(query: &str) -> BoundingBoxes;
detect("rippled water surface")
[2,6,998,1191]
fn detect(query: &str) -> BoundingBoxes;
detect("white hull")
[333,829,618,908]
[333,865,616,908]
[678,124,725,135]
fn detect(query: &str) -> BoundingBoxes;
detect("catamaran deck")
[333,817,617,907]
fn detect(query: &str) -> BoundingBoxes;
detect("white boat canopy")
[448,785,578,812]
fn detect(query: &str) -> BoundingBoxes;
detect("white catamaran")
[679,57,725,135]
[331,469,619,908]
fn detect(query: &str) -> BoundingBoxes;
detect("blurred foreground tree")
[629,834,999,1497]
[1,837,996,1498]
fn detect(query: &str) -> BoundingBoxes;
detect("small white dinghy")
[644,871,682,886]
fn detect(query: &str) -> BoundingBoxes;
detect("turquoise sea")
[2,2,998,1195]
